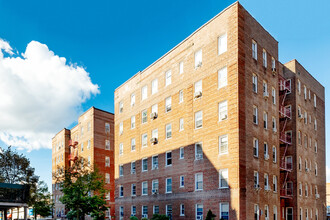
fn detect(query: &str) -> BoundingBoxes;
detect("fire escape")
[279,76,293,199]
[68,139,79,166]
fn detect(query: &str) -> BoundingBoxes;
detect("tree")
[129,216,139,220]
[205,210,216,220]
[54,158,108,220]
[150,214,170,220]
[30,181,53,218]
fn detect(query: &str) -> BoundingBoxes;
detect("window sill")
[165,164,172,167]
[219,187,229,189]
[195,126,203,130]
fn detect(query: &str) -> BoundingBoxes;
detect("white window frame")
[179,90,183,103]
[252,74,258,93]
[273,175,277,192]
[141,85,148,100]
[253,106,258,124]
[195,173,203,191]
[195,142,203,160]
[219,135,228,155]
[262,49,267,67]
[165,96,172,112]
[180,204,185,216]
[218,66,227,88]
[131,138,136,151]
[165,70,171,87]
[195,111,203,129]
[180,175,184,188]
[142,181,148,195]
[166,151,172,166]
[253,138,259,157]
[179,147,184,159]
[142,158,148,172]
[142,133,148,148]
[219,169,229,189]
[194,49,202,68]
[219,100,228,121]
[219,203,229,220]
[252,40,257,60]
[179,118,184,131]
[166,123,172,139]
[151,78,158,95]
[131,115,135,129]
[218,33,227,55]
[166,177,172,193]
[131,93,135,107]
[179,61,184,74]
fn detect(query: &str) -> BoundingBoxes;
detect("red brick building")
[52,107,115,218]
[114,2,325,219]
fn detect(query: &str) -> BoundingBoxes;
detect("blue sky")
[0,0,329,189]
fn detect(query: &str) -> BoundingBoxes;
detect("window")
[105,174,110,184]
[219,169,229,188]
[152,155,158,170]
[195,173,203,191]
[220,203,229,220]
[106,192,110,200]
[180,147,184,159]
[218,33,227,54]
[87,156,91,166]
[314,118,317,130]
[81,143,84,152]
[218,66,227,88]
[305,184,308,197]
[194,80,202,97]
[131,161,136,174]
[264,173,269,190]
[142,158,148,172]
[263,81,268,97]
[131,206,136,216]
[180,175,184,187]
[304,111,307,124]
[166,151,172,166]
[299,183,302,196]
[254,171,259,188]
[315,141,318,153]
[263,112,268,129]
[105,157,110,167]
[273,175,277,192]
[152,78,158,94]
[254,204,259,220]
[273,206,277,220]
[298,131,301,145]
[152,129,158,140]
[195,49,202,68]
[142,181,148,195]
[219,100,228,121]
[165,70,171,86]
[119,122,123,135]
[253,138,259,157]
[119,101,123,113]
[87,139,91,149]
[309,90,311,100]
[131,138,136,151]
[195,111,203,129]
[179,61,184,74]
[179,90,183,103]
[180,204,185,216]
[272,87,276,104]
[104,140,110,150]
[315,163,318,176]
[81,126,84,136]
[196,204,203,220]
[105,122,110,133]
[304,85,307,99]
[262,49,267,67]
[151,104,158,115]
[252,40,257,60]
[272,146,277,163]
[271,57,275,69]
[131,93,135,107]
[87,122,91,131]
[264,142,269,160]
[152,179,159,194]
[166,205,172,218]
[298,157,302,171]
[153,206,159,215]
[219,135,228,154]
[297,79,301,94]
[179,118,184,131]
[195,142,203,160]
[165,97,171,112]
[265,205,269,220]
[131,184,136,196]
[166,123,172,139]
[272,117,277,132]
[131,116,135,129]
[119,185,123,197]
[142,133,147,147]
[141,110,147,124]
[141,85,148,100]
[119,143,123,156]
[314,94,317,107]
[253,106,258,124]
[252,74,258,93]
[119,164,123,176]
[166,178,172,193]
[142,206,148,217]
[119,207,124,220]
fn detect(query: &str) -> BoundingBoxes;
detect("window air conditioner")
[150,112,158,119]
[150,137,158,144]
[194,91,202,98]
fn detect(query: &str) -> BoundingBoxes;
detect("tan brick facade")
[114,2,325,220]
[52,107,115,218]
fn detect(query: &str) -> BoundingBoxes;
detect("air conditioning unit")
[196,61,202,68]
[194,91,202,98]
[131,170,136,174]
[166,105,172,112]
[150,137,158,144]
[306,168,309,172]
[298,114,304,120]
[263,92,269,98]
[142,214,148,219]
[196,216,202,220]
[150,112,158,119]
[195,154,203,160]
[316,194,320,199]
[273,128,277,133]
[221,114,228,120]
[254,184,260,189]
[272,68,277,74]
[152,189,159,194]
[119,107,123,113]
[264,154,269,160]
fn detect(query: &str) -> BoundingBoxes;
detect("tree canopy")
[54,158,108,220]
[30,181,53,218]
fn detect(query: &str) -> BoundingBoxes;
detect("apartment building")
[114,2,325,220]
[52,107,115,218]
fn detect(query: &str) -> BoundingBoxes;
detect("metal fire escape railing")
[279,77,293,199]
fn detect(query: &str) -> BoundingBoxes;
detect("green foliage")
[150,214,169,220]
[205,210,216,220]
[141,218,148,220]
[130,216,139,220]
[54,158,108,220]
[30,181,53,218]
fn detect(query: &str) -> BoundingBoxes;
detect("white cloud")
[0,39,99,151]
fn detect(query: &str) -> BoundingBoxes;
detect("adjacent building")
[114,2,325,220]
[52,107,115,218]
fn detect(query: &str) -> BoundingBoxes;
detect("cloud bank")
[0,39,99,151]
